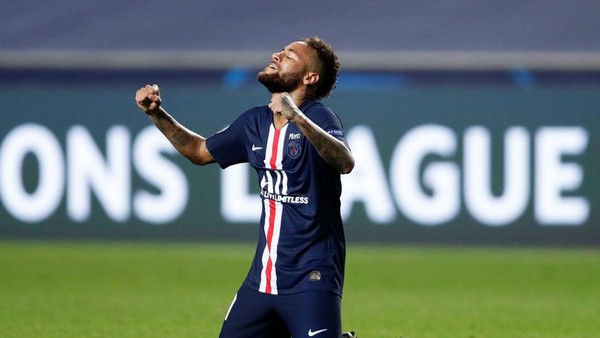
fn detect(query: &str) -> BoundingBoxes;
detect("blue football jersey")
[206,100,348,296]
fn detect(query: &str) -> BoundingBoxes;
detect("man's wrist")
[145,106,164,117]
[291,108,305,123]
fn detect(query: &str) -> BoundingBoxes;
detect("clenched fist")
[268,92,300,121]
[135,84,162,114]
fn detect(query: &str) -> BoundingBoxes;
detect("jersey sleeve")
[308,104,350,147]
[206,112,250,169]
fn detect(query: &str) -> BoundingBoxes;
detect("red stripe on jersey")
[265,199,277,294]
[263,128,282,294]
[269,129,281,169]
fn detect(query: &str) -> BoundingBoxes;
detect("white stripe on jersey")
[280,171,288,195]
[263,124,288,170]
[259,198,283,295]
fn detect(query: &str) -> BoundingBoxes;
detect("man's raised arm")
[135,84,214,165]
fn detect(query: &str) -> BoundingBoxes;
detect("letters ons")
[0,124,187,224]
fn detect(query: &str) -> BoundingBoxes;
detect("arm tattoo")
[298,117,353,174]
[153,114,191,147]
[147,107,213,165]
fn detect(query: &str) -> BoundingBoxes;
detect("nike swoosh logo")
[252,144,263,151]
[308,328,328,336]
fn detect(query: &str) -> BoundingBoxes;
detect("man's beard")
[257,70,302,93]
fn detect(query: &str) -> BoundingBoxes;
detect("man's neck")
[275,91,307,108]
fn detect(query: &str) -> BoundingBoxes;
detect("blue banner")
[0,69,598,245]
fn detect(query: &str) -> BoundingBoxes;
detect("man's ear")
[304,72,319,85]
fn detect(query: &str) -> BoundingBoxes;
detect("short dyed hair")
[302,36,340,100]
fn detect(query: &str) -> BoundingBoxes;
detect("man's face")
[258,41,314,93]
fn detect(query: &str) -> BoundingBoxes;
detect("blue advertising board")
[0,69,598,245]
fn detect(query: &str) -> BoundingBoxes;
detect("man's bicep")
[186,137,215,165]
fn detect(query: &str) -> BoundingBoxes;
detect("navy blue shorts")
[219,285,342,338]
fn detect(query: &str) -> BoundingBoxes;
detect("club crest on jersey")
[287,140,302,159]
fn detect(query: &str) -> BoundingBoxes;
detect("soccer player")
[135,36,355,338]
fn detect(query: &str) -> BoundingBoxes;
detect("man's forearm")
[293,111,355,174]
[150,107,194,148]
[149,107,213,165]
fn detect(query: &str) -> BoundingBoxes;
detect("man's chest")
[248,123,307,171]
